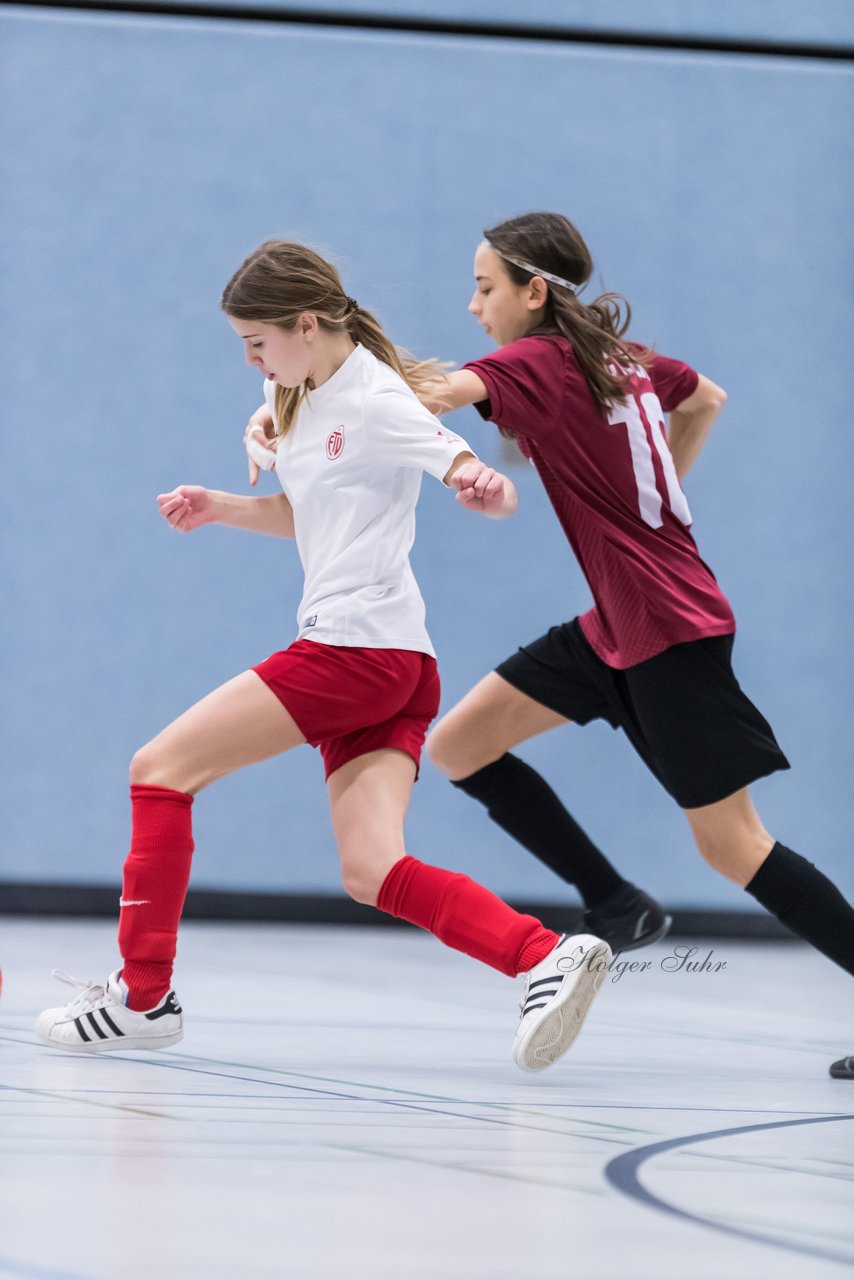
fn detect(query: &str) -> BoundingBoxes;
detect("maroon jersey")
[464,335,735,668]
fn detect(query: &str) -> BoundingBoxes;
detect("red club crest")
[326,426,345,460]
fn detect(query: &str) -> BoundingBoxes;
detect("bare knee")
[130,741,167,787]
[423,722,457,776]
[338,843,406,907]
[340,864,382,907]
[129,739,198,792]
[425,716,501,781]
[692,832,740,882]
[684,790,775,887]
[690,826,775,886]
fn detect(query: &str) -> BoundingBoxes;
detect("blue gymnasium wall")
[1,6,852,912]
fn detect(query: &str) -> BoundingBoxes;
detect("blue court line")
[0,1081,175,1119]
[125,1056,854,1215]
[7,1034,853,1259]
[605,1112,854,1266]
[114,1041,854,1118]
[75,1054,652,1146]
[71,1053,847,1187]
[7,1032,850,1121]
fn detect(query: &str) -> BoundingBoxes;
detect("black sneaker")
[829,1055,854,1080]
[583,885,671,952]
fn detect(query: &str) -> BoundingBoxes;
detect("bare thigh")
[131,670,306,794]
[426,671,569,780]
[327,748,417,905]
[683,787,775,885]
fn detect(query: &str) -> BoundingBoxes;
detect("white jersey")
[263,343,471,656]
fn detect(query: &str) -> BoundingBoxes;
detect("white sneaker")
[512,933,612,1072]
[35,969,183,1053]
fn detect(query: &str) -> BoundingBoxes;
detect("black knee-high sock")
[746,842,854,976]
[452,754,625,908]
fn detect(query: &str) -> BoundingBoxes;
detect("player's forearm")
[421,370,489,415]
[210,490,295,538]
[668,407,720,480]
[668,379,728,480]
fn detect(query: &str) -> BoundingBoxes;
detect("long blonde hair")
[221,240,447,439]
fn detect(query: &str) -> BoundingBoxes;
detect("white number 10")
[607,391,692,529]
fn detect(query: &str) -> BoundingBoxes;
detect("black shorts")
[495,620,790,809]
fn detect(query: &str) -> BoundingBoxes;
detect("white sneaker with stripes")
[512,933,612,1072]
[35,969,183,1053]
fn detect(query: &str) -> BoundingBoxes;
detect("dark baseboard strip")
[2,1,852,62]
[0,881,796,939]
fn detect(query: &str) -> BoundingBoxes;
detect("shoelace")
[50,969,108,1017]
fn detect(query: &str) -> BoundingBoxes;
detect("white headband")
[488,244,580,294]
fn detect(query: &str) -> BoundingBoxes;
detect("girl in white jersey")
[421,213,853,1079]
[36,239,612,1073]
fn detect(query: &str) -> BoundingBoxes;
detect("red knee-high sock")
[118,784,194,1011]
[376,856,558,976]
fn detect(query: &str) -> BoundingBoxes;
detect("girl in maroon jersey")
[421,212,853,1076]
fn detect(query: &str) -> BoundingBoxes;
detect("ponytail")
[530,289,646,410]
[347,305,449,407]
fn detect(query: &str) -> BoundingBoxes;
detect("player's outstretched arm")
[420,370,489,416]
[443,453,518,520]
[157,486,295,537]
[668,375,727,481]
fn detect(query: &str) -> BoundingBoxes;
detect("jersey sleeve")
[646,354,699,413]
[462,337,565,438]
[365,384,474,483]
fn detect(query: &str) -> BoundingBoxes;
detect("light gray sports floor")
[1,917,852,1280]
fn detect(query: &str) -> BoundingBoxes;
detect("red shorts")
[253,640,441,780]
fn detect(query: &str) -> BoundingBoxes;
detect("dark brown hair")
[484,212,647,409]
[221,240,446,438]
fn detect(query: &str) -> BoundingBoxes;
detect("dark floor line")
[0,890,801,938]
[2,1,853,61]
[605,1113,854,1266]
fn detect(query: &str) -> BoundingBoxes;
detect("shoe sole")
[514,941,612,1072]
[36,1029,183,1054]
